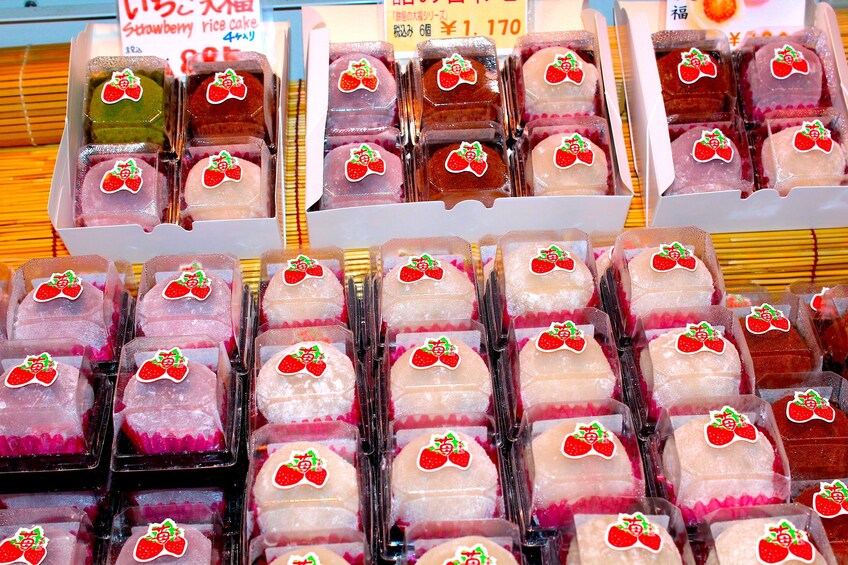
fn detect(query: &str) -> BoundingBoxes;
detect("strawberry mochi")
[391,430,498,525]
[761,124,847,196]
[655,45,734,122]
[391,339,491,417]
[521,47,599,118]
[414,537,518,565]
[253,441,359,539]
[114,523,212,565]
[627,248,715,320]
[256,342,356,424]
[136,270,235,347]
[565,515,682,564]
[322,142,404,210]
[87,72,166,146]
[327,53,397,129]
[381,261,476,328]
[76,155,168,231]
[12,280,112,356]
[772,392,848,479]
[187,70,267,140]
[183,145,269,221]
[704,518,827,565]
[503,243,595,316]
[661,416,784,512]
[530,420,641,511]
[519,333,616,408]
[270,546,353,565]
[118,361,224,453]
[263,262,345,327]
[746,41,825,118]
[667,128,748,196]
[530,132,609,196]
[0,358,93,446]
[0,524,80,565]
[643,328,742,411]
[420,51,502,126]
[426,140,511,208]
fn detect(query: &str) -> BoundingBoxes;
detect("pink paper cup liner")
[0,433,86,456]
[534,494,641,529]
[678,494,785,525]
[124,425,225,455]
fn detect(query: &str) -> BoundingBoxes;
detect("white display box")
[615,0,848,232]
[303,2,634,249]
[48,22,289,263]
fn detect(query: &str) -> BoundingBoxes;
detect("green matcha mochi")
[87,74,166,146]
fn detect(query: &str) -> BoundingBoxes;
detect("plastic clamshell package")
[112,336,241,473]
[6,255,131,363]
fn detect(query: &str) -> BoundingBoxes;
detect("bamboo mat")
[3,18,848,291]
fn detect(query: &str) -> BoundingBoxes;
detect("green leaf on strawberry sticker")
[444,544,494,565]
[287,552,322,565]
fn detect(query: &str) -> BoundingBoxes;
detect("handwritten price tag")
[384,0,527,54]
[118,0,265,75]
[665,0,805,49]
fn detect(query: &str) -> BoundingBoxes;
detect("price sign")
[384,0,527,54]
[665,0,805,49]
[118,0,265,76]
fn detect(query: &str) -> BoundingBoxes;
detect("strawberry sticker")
[561,421,617,459]
[337,58,379,93]
[287,553,322,565]
[162,267,212,301]
[397,254,445,284]
[201,150,243,189]
[535,321,587,354]
[132,519,187,562]
[344,144,386,183]
[5,353,57,389]
[205,68,247,104]
[544,52,585,85]
[812,480,848,519]
[810,287,830,313]
[692,128,734,163]
[553,134,594,169]
[0,526,48,565]
[756,520,816,564]
[676,48,718,84]
[276,345,328,378]
[770,45,810,80]
[793,120,834,154]
[745,303,791,335]
[416,432,472,472]
[650,242,698,272]
[100,158,143,194]
[437,53,477,91]
[409,337,462,370]
[703,405,759,448]
[100,68,143,104]
[445,141,488,177]
[674,321,727,355]
[282,255,324,286]
[272,448,329,489]
[604,512,664,553]
[135,348,190,384]
[443,544,497,565]
[786,389,836,424]
[33,270,83,302]
[529,244,575,275]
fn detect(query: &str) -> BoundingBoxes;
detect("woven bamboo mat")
[3,19,848,291]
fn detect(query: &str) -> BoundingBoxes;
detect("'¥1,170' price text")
[464,19,522,37]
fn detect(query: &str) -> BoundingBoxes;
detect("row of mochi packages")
[318,32,622,212]
[74,52,279,231]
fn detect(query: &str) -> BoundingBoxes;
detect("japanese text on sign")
[665,0,806,49]
[384,0,527,53]
[119,0,264,75]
